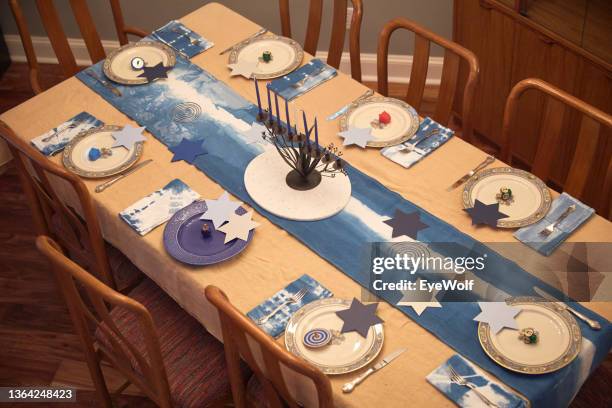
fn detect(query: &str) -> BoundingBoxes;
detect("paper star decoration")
[200,191,243,229]
[111,125,146,149]
[464,199,509,228]
[227,59,259,79]
[137,62,172,82]
[473,302,521,334]
[336,298,384,338]
[241,123,267,144]
[337,127,373,148]
[217,211,259,243]
[383,209,429,239]
[169,138,208,164]
[397,280,442,316]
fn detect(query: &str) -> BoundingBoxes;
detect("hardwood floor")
[0,62,610,407]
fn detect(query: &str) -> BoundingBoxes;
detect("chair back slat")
[0,120,117,289]
[500,78,612,218]
[377,18,479,141]
[205,286,334,408]
[68,0,107,63]
[35,0,79,77]
[434,49,461,125]
[36,236,173,408]
[279,0,363,81]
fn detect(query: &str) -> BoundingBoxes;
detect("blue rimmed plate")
[163,201,253,265]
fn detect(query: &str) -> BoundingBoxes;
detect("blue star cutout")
[169,138,207,164]
[336,298,384,338]
[464,199,509,228]
[473,302,521,334]
[137,62,172,82]
[383,209,429,239]
[338,127,373,148]
[111,125,146,149]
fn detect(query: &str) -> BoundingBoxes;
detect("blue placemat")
[77,48,612,407]
[31,112,102,156]
[247,274,333,338]
[268,59,337,101]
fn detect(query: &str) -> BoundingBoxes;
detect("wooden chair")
[8,0,147,94]
[36,235,238,407]
[279,0,363,81]
[205,285,334,408]
[500,78,612,218]
[0,120,141,292]
[377,17,480,143]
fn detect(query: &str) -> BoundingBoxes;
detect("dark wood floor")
[0,62,610,407]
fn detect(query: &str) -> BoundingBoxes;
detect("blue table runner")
[77,53,611,407]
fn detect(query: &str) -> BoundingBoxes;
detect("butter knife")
[533,286,601,330]
[342,348,407,393]
[326,89,374,121]
[95,159,152,193]
[85,70,122,97]
[219,28,267,55]
[447,155,495,191]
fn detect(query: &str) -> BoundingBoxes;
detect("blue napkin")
[151,21,213,59]
[514,193,594,256]
[247,274,333,338]
[30,112,102,156]
[268,59,337,101]
[427,355,528,408]
[380,117,453,168]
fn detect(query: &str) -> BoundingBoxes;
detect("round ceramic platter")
[62,126,143,178]
[285,298,384,375]
[478,297,581,375]
[339,96,420,148]
[103,41,176,85]
[243,149,351,221]
[163,201,252,266]
[462,167,551,228]
[228,34,303,79]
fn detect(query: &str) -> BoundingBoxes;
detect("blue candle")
[274,93,281,123]
[266,84,272,118]
[314,117,319,146]
[302,111,309,145]
[284,98,291,133]
[254,78,262,115]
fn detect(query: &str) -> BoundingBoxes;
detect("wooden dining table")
[2,3,611,407]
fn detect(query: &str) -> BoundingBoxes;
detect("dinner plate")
[103,41,176,85]
[285,298,384,375]
[462,167,551,228]
[163,201,252,266]
[228,34,303,79]
[339,96,420,147]
[62,126,143,178]
[478,297,581,374]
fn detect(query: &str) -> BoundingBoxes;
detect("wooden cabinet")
[453,0,611,200]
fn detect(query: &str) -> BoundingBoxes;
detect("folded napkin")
[380,117,453,168]
[247,274,333,338]
[427,355,528,408]
[31,112,103,156]
[268,59,337,101]
[514,193,594,256]
[151,20,214,58]
[119,179,200,236]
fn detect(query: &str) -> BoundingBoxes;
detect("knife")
[342,348,407,393]
[533,286,601,330]
[85,70,122,97]
[94,159,152,193]
[447,155,495,191]
[219,28,268,55]
[326,89,374,121]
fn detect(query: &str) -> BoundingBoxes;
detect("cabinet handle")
[479,0,493,10]
[539,36,555,46]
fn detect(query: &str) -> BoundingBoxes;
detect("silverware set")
[85,70,122,97]
[171,27,201,45]
[447,155,496,191]
[220,28,268,55]
[41,122,78,143]
[292,66,326,88]
[256,287,308,324]
[539,204,576,236]
[447,365,499,407]
[326,89,374,120]
[341,348,407,393]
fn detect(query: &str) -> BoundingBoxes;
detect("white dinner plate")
[228,35,303,79]
[103,41,176,85]
[478,297,581,374]
[62,126,143,178]
[285,298,384,375]
[463,167,551,228]
[339,96,420,147]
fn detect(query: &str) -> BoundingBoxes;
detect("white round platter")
[228,34,303,79]
[243,149,351,221]
[285,298,384,375]
[103,41,176,85]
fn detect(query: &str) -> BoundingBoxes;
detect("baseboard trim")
[4,34,442,85]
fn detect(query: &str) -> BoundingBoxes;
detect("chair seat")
[95,278,237,407]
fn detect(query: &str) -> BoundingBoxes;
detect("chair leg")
[83,350,113,408]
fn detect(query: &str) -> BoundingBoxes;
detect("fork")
[539,204,576,237]
[292,66,325,88]
[448,365,499,407]
[41,123,78,143]
[257,287,308,324]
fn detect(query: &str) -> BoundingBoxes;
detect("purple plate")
[163,201,253,265]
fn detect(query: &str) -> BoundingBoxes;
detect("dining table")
[1,3,611,407]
